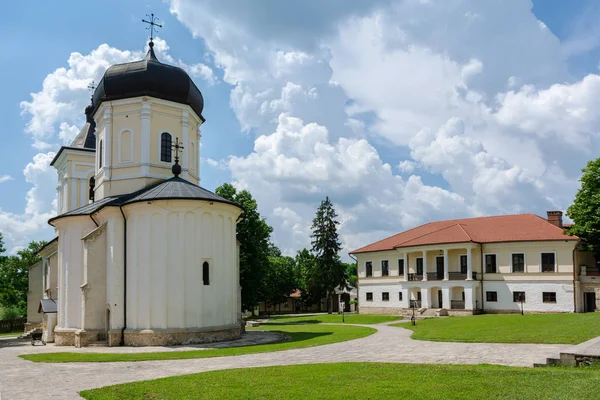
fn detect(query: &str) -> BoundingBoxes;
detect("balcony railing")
[406,272,477,281]
[450,300,465,309]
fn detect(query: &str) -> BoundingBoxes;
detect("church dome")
[91,42,204,120]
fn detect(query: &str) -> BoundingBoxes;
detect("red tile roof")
[351,214,577,254]
[290,290,302,298]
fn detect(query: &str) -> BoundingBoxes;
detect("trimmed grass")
[394,313,600,344]
[0,331,21,338]
[266,313,401,325]
[20,323,375,363]
[80,362,600,399]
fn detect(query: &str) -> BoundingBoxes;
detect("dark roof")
[50,146,95,166]
[36,237,58,255]
[39,299,57,314]
[48,177,239,225]
[91,43,205,121]
[69,105,97,149]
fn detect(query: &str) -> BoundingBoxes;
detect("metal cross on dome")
[142,13,162,43]
[171,137,185,178]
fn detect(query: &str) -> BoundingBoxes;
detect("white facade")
[483,281,574,313]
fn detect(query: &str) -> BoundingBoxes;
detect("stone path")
[0,323,569,400]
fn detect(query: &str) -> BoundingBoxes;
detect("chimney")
[547,211,563,228]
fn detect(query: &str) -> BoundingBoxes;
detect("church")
[27,32,244,347]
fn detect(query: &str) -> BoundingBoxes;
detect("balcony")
[407,272,477,281]
[450,300,465,309]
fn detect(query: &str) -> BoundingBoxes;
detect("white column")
[403,253,408,281]
[422,250,428,281]
[421,287,430,308]
[442,287,451,309]
[466,247,473,280]
[443,248,449,280]
[181,111,189,180]
[464,287,474,310]
[141,102,151,176]
[103,109,112,179]
[197,128,202,182]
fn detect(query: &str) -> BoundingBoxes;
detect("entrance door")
[436,256,444,280]
[585,292,596,312]
[438,290,443,308]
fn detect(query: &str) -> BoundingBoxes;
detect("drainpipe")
[89,214,99,227]
[480,243,484,313]
[119,206,127,346]
[349,253,358,313]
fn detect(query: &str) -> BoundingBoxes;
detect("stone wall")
[359,306,403,315]
[54,328,76,346]
[123,325,241,347]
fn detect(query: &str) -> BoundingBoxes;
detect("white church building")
[28,38,243,347]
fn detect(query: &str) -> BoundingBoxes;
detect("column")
[443,248,449,280]
[464,287,474,310]
[466,247,473,280]
[197,127,202,182]
[422,250,428,281]
[141,102,151,176]
[442,287,451,309]
[103,109,112,179]
[421,287,431,308]
[403,253,408,281]
[181,111,189,180]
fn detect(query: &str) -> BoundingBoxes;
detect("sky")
[2,0,600,258]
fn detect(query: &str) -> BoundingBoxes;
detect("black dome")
[91,42,204,121]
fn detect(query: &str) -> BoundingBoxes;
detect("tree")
[294,248,318,308]
[0,240,46,316]
[567,158,600,253]
[309,196,346,313]
[262,255,298,313]
[343,262,357,288]
[216,183,273,313]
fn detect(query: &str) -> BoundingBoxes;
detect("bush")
[1,306,23,320]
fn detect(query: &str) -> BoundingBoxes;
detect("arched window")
[160,132,172,162]
[202,261,210,285]
[98,140,103,169]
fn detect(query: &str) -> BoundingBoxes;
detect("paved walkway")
[0,323,569,400]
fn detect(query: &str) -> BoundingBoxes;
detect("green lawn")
[20,323,375,363]
[0,331,22,338]
[395,313,600,344]
[80,362,600,399]
[266,313,401,325]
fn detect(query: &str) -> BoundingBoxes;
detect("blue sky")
[2,0,600,256]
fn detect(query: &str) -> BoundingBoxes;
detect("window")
[513,291,526,303]
[160,132,172,162]
[366,262,373,277]
[460,255,468,274]
[381,260,389,276]
[541,252,556,272]
[485,254,497,273]
[202,261,210,285]
[398,259,405,276]
[399,292,403,301]
[543,292,557,303]
[382,292,390,301]
[416,257,423,275]
[98,140,103,169]
[366,292,373,301]
[512,253,525,273]
[486,291,498,302]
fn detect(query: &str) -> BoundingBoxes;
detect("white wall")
[483,281,574,312]
[124,200,241,331]
[360,282,409,309]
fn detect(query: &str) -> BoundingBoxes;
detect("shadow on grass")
[281,331,332,343]
[263,320,323,325]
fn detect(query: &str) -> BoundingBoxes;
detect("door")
[438,290,443,308]
[585,292,596,312]
[436,256,444,280]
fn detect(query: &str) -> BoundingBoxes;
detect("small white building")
[30,39,243,347]
[351,212,600,315]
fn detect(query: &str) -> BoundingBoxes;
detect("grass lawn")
[266,313,401,325]
[20,323,375,363]
[0,331,22,338]
[394,313,600,344]
[80,362,600,399]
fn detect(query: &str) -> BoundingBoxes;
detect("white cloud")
[0,175,13,184]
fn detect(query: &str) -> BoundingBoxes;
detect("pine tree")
[310,196,346,313]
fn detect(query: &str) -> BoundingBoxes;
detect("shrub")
[1,306,23,320]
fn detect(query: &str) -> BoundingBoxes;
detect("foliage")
[309,197,346,312]
[0,239,46,315]
[567,158,600,253]
[21,323,375,363]
[79,362,600,400]
[1,306,22,320]
[343,262,357,288]
[262,255,298,311]
[395,313,600,344]
[216,184,273,312]
[294,248,318,305]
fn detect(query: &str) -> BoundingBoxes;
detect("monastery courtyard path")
[0,322,569,400]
